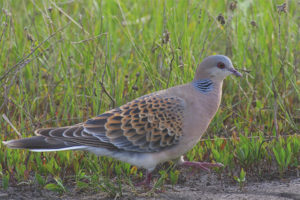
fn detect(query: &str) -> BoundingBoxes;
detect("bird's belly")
[87,147,158,170]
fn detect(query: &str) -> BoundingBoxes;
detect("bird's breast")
[172,84,222,155]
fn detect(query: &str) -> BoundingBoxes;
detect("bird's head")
[194,55,242,82]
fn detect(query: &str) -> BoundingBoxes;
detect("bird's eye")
[217,62,225,69]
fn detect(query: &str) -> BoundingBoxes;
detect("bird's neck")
[192,79,216,94]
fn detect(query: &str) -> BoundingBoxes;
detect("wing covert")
[84,94,185,152]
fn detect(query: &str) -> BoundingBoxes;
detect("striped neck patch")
[192,79,214,93]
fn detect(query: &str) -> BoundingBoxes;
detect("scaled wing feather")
[35,94,185,153]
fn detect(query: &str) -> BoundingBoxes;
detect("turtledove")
[3,55,242,186]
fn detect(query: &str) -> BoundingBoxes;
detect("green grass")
[0,0,299,195]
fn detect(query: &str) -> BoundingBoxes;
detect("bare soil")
[1,171,299,200]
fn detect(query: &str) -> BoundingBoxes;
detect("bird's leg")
[178,156,223,172]
[135,170,152,187]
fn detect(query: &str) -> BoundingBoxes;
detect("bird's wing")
[36,94,185,153]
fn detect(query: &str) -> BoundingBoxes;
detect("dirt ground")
[1,171,300,200]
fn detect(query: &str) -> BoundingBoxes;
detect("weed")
[44,177,66,194]
[169,169,180,187]
[0,0,299,195]
[234,135,267,172]
[234,168,246,191]
[272,137,293,177]
[1,171,10,190]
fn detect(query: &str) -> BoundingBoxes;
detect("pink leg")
[182,161,224,172]
[135,170,152,187]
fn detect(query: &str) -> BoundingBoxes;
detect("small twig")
[272,79,279,137]
[50,0,90,35]
[267,40,279,138]
[240,69,251,73]
[71,32,107,44]
[166,46,175,88]
[98,34,109,113]
[2,114,22,138]
[0,23,70,82]
[0,15,9,45]
[200,134,299,142]
[99,80,116,108]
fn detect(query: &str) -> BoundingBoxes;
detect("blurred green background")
[0,0,299,194]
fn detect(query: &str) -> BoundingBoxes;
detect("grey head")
[194,55,242,82]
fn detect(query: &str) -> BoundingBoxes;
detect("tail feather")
[2,136,85,152]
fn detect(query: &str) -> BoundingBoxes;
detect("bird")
[3,55,242,186]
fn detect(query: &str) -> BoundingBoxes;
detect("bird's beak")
[228,68,242,77]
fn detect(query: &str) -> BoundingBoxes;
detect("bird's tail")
[2,136,85,152]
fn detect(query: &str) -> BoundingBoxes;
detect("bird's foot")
[135,170,152,188]
[181,161,224,172]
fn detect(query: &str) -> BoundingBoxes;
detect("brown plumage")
[3,55,242,186]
